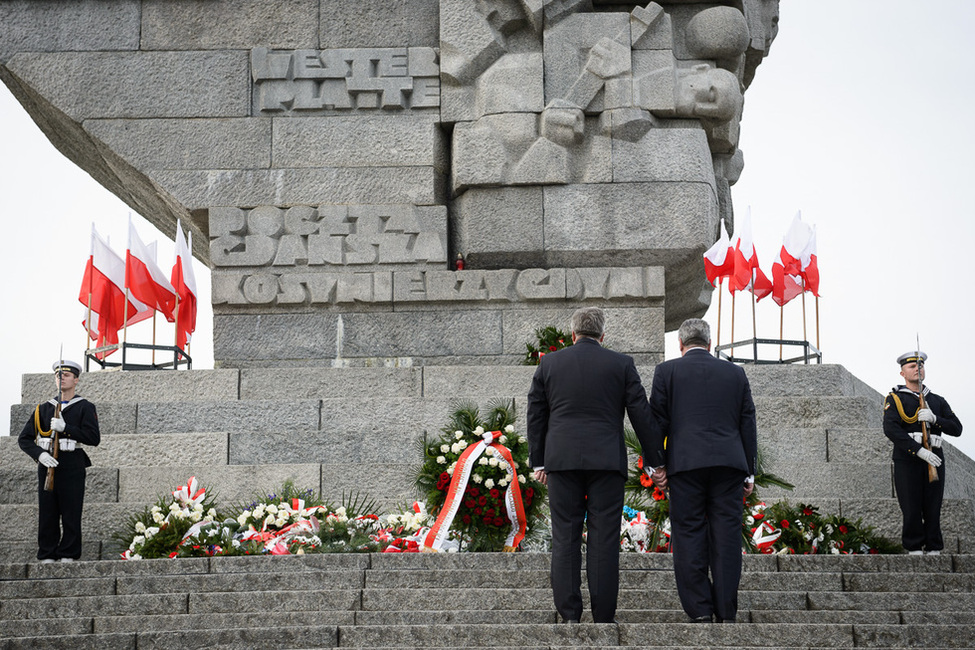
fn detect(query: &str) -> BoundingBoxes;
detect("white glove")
[917,408,937,424]
[38,452,59,468]
[50,416,66,433]
[917,448,942,468]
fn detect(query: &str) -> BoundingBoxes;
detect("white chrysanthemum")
[505,425,514,433]
[135,521,146,533]
[190,510,202,522]
[207,508,217,519]
[484,478,495,489]
[132,535,145,546]
[151,505,162,514]
[152,512,165,524]
[169,503,180,513]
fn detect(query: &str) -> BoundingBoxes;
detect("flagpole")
[716,279,723,350]
[779,305,784,361]
[151,313,157,366]
[730,291,736,359]
[801,285,807,343]
[750,269,758,363]
[815,296,821,353]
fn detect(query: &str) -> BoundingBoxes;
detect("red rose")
[485,508,495,518]
[525,488,534,498]
[493,517,504,526]
[468,487,479,497]
[478,496,487,506]
[490,489,500,499]
[462,515,471,524]
[839,525,848,534]
[802,507,813,516]
[464,499,476,508]
[781,520,790,528]
[549,345,558,351]
[474,508,482,515]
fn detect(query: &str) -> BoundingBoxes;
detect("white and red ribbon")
[423,430,528,552]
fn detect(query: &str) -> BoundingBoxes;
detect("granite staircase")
[1,552,975,648]
[2,364,975,647]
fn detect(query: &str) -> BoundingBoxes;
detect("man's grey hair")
[678,318,710,348]
[570,307,605,338]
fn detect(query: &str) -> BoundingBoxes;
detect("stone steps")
[1,553,973,648]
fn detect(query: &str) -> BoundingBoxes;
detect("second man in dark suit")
[527,307,659,624]
[648,318,756,623]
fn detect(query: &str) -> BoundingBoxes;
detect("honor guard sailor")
[883,351,962,554]
[18,360,100,562]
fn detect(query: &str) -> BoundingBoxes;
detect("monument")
[0,0,780,368]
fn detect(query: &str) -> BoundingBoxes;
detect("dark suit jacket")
[527,337,658,476]
[648,348,757,475]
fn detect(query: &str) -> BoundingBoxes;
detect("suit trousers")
[36,464,86,561]
[548,469,624,623]
[668,466,746,622]
[893,454,946,552]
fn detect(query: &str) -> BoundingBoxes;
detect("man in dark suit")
[527,307,659,624]
[648,318,756,623]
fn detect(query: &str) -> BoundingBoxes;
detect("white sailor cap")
[896,351,927,366]
[52,360,82,376]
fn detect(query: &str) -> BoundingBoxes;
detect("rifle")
[916,336,938,484]
[43,348,63,492]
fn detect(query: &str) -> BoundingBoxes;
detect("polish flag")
[170,220,198,353]
[126,220,177,321]
[703,219,735,287]
[771,261,803,306]
[779,211,812,276]
[800,226,820,297]
[729,210,759,293]
[79,225,147,356]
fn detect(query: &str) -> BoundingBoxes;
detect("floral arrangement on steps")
[112,478,433,559]
[413,399,547,552]
[523,326,572,365]
[620,429,900,555]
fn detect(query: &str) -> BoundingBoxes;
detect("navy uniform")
[882,351,962,554]
[18,361,100,562]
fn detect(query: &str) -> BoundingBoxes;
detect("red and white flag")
[703,219,735,286]
[771,261,803,307]
[800,225,820,297]
[729,210,759,293]
[170,220,198,353]
[126,220,177,322]
[779,211,812,276]
[79,225,146,356]
[749,264,773,301]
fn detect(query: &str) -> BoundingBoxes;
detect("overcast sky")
[2,1,973,460]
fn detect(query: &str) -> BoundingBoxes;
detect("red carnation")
[549,345,558,351]
[839,525,848,534]
[781,520,790,528]
[802,507,813,516]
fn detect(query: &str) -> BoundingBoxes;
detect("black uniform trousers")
[547,469,624,623]
[668,466,746,622]
[893,450,946,552]
[36,461,86,561]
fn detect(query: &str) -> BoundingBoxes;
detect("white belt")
[36,438,81,452]
[910,432,942,448]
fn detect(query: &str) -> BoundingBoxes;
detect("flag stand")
[84,342,191,372]
[715,337,821,365]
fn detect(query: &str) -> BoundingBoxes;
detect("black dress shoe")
[689,615,713,623]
